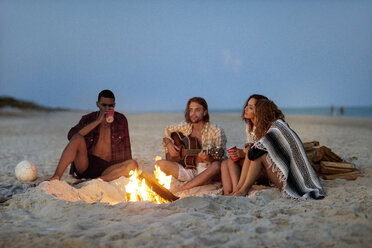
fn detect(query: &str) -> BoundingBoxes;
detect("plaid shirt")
[68,111,132,163]
[163,121,227,157]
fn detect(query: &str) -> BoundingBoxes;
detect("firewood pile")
[304,141,363,180]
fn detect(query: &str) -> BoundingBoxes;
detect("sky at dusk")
[0,0,371,113]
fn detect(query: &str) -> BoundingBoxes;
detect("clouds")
[222,49,242,72]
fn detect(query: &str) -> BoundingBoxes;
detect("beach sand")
[1,111,372,247]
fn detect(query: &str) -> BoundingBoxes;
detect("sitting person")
[230,99,325,199]
[156,97,227,193]
[221,94,268,195]
[47,89,138,182]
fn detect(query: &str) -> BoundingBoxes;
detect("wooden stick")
[320,166,355,175]
[312,147,326,162]
[304,144,315,152]
[320,161,356,169]
[321,170,363,180]
[315,146,340,162]
[303,141,320,148]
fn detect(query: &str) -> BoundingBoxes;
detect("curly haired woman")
[231,99,325,199]
[221,94,268,195]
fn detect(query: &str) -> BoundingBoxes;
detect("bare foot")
[232,191,247,197]
[46,175,60,181]
[224,191,235,196]
[252,185,267,190]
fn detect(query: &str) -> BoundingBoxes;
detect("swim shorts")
[70,154,115,179]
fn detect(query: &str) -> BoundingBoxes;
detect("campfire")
[125,156,178,204]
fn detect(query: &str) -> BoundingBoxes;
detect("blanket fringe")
[266,156,308,200]
[265,154,293,198]
[266,154,286,184]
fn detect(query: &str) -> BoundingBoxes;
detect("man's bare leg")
[174,161,221,193]
[48,134,89,180]
[155,160,180,178]
[99,159,138,182]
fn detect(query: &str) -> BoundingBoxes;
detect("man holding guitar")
[156,97,227,193]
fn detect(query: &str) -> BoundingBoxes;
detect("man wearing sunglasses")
[48,89,137,182]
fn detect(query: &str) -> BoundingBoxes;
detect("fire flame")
[125,156,172,204]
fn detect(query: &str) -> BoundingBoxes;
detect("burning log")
[138,171,179,202]
[125,167,177,204]
[303,141,362,180]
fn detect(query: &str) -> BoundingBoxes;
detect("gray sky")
[1,0,371,112]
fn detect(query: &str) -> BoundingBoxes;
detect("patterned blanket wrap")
[254,119,325,199]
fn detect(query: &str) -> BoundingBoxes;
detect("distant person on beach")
[229,99,325,199]
[221,94,269,195]
[330,105,335,116]
[156,97,227,193]
[47,89,137,182]
[340,106,344,117]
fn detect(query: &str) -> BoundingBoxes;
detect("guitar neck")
[182,149,202,156]
[182,148,219,156]
[180,147,224,161]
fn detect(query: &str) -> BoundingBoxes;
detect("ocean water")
[211,106,372,118]
[281,106,372,118]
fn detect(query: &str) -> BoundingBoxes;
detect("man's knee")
[70,133,85,145]
[155,160,167,171]
[126,159,138,171]
[155,160,178,177]
[208,161,221,175]
[71,133,83,140]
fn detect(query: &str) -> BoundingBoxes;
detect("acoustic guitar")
[166,132,224,169]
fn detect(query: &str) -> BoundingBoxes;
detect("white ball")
[15,160,38,182]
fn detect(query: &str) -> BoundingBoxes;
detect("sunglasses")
[100,103,115,108]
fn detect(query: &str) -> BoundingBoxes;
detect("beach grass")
[0,96,68,112]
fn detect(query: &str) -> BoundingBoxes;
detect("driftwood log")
[304,141,363,180]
